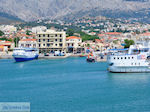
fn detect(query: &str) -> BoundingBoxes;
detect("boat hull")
[108,66,150,73]
[86,58,95,62]
[14,55,38,62]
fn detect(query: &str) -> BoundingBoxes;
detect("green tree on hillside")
[124,39,134,48]
[79,31,99,41]
[26,30,31,35]
[14,37,20,47]
[67,29,74,36]
[0,30,4,36]
[0,37,12,42]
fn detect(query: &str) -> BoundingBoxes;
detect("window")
[121,57,123,59]
[59,44,62,47]
[43,39,45,41]
[43,34,45,37]
[39,35,41,37]
[60,34,62,37]
[117,57,119,59]
[128,57,130,59]
[72,43,74,46]
[132,57,134,59]
[55,44,57,46]
[39,39,41,42]
[48,34,50,37]
[125,57,127,59]
[47,44,50,47]
[109,63,114,66]
[48,39,50,42]
[55,39,57,41]
[43,44,45,46]
[60,39,62,42]
[55,34,57,37]
[114,57,116,59]
[39,44,41,47]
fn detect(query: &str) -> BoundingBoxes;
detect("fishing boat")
[12,47,39,62]
[107,41,150,73]
[86,52,96,62]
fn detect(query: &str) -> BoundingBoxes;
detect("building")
[0,25,17,35]
[0,40,14,52]
[66,36,84,53]
[31,26,47,33]
[37,29,66,53]
[19,39,37,48]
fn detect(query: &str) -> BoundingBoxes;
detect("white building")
[37,29,66,53]
[31,26,47,34]
[66,36,84,53]
[0,25,17,34]
[19,39,38,48]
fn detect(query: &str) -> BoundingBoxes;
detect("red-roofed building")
[95,39,103,43]
[105,32,122,35]
[16,33,35,39]
[142,32,150,36]
[97,34,105,37]
[0,40,14,52]
[66,36,84,53]
[19,38,37,48]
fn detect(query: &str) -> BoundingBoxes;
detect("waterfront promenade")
[0,52,107,62]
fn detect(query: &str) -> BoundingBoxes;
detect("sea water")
[0,57,150,112]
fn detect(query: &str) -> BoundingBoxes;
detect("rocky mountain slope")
[0,0,150,22]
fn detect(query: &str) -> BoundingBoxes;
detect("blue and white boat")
[107,41,150,73]
[13,48,39,62]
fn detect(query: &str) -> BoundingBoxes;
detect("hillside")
[0,0,150,22]
[0,12,23,24]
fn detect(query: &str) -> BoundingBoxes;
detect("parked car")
[54,51,65,56]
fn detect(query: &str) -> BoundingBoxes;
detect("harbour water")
[0,57,150,112]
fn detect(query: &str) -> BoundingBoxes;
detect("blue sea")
[0,57,150,112]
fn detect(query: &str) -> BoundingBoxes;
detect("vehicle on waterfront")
[12,48,39,62]
[107,41,150,73]
[54,51,65,56]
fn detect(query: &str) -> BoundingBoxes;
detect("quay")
[0,52,107,62]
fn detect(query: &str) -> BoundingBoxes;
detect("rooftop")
[66,36,81,40]
[20,39,37,41]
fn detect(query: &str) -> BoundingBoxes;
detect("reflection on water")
[19,63,25,68]
[107,72,150,84]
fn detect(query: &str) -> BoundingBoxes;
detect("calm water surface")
[0,57,150,112]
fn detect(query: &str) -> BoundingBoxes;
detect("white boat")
[107,41,150,73]
[12,48,39,62]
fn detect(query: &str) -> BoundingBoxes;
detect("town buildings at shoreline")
[1,16,150,54]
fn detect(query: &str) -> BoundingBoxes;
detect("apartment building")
[37,29,66,53]
[19,39,38,48]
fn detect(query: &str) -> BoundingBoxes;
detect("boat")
[86,52,96,62]
[12,47,39,62]
[80,53,86,57]
[107,41,150,73]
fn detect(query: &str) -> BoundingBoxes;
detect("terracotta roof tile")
[66,36,81,40]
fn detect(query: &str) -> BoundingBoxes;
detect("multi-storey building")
[37,29,66,53]
[66,36,84,53]
[19,39,37,48]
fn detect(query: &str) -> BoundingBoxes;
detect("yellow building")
[36,29,66,53]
